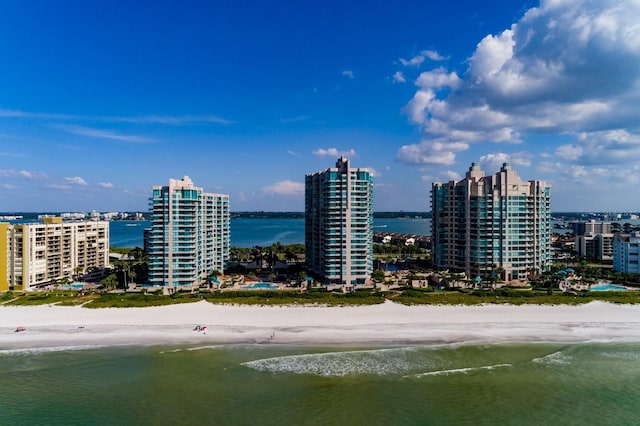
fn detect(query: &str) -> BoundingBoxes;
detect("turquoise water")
[243,282,280,290]
[591,284,628,291]
[1,342,640,425]
[60,283,85,290]
[109,218,431,248]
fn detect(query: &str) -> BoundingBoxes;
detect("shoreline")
[2,300,640,350]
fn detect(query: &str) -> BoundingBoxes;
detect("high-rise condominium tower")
[305,157,373,288]
[148,176,229,288]
[431,163,551,281]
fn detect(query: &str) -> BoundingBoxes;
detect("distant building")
[0,217,110,291]
[148,176,230,288]
[431,163,551,281]
[573,220,613,261]
[612,232,640,274]
[305,157,373,288]
[572,220,612,235]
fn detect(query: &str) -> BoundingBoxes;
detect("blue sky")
[1,0,639,212]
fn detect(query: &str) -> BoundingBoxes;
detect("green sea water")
[2,342,640,425]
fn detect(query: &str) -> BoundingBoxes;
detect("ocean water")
[1,342,639,425]
[109,218,431,248]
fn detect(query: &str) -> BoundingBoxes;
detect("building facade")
[431,163,551,282]
[612,232,640,274]
[305,157,373,288]
[573,221,613,261]
[0,218,110,291]
[148,176,230,288]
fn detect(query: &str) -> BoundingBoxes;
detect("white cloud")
[366,167,381,177]
[287,150,300,157]
[392,71,406,83]
[110,115,233,125]
[423,50,447,61]
[312,148,356,157]
[0,169,48,180]
[0,109,234,125]
[1,184,17,190]
[65,176,88,186]
[562,129,640,165]
[98,182,115,189]
[415,68,461,90]
[398,0,640,169]
[400,55,425,67]
[479,151,533,170]
[555,144,583,161]
[479,153,512,170]
[397,141,468,165]
[59,125,153,143]
[342,70,354,79]
[441,170,462,181]
[261,180,304,196]
[399,50,447,67]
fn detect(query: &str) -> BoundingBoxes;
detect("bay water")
[109,218,431,249]
[2,342,639,425]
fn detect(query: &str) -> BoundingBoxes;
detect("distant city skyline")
[1,1,639,212]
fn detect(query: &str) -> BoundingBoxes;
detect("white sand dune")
[1,300,640,349]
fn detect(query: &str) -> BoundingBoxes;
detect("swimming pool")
[590,284,628,291]
[242,282,280,290]
[60,283,85,290]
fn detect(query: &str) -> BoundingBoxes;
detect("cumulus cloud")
[558,130,640,164]
[261,180,304,196]
[64,176,88,186]
[392,71,406,83]
[342,70,354,79]
[398,0,640,167]
[441,170,462,181]
[98,182,115,189]
[397,141,468,165]
[479,151,533,170]
[399,50,447,66]
[312,148,356,157]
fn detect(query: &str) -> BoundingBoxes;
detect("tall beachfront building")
[431,163,551,282]
[148,176,230,288]
[612,232,640,274]
[305,157,373,288]
[0,218,110,291]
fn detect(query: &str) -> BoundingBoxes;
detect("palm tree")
[251,246,263,269]
[284,250,296,264]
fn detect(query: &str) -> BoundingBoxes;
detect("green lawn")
[2,287,640,308]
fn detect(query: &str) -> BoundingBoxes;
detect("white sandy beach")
[2,300,640,349]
